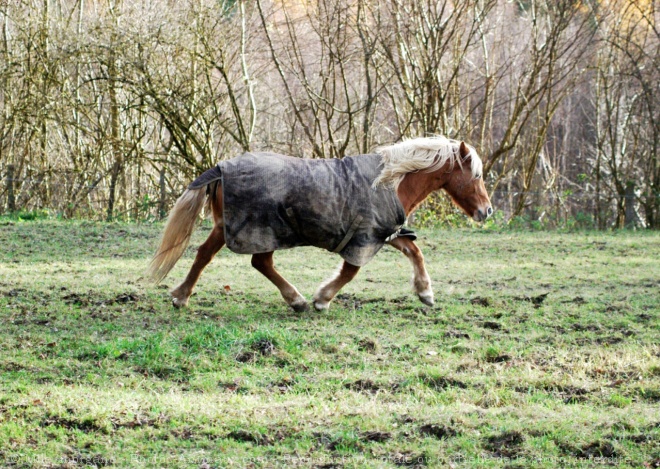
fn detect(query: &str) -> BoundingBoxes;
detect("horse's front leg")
[313,261,360,311]
[388,237,433,306]
[251,252,308,312]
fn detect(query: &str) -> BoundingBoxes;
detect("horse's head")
[378,137,493,222]
[441,142,492,222]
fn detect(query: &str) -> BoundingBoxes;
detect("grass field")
[0,219,659,468]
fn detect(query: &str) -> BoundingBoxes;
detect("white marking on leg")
[313,284,334,311]
[313,263,342,311]
[412,262,433,306]
[413,269,431,292]
[313,300,329,311]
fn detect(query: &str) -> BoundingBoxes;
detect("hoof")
[418,291,434,307]
[290,300,309,312]
[313,301,330,311]
[171,285,191,308]
[172,296,189,308]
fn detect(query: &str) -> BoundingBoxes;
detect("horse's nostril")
[486,207,493,217]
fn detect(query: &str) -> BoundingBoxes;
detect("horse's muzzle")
[473,206,493,222]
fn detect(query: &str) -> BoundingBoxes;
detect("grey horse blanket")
[189,152,407,266]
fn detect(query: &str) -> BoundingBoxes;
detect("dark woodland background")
[0,0,658,228]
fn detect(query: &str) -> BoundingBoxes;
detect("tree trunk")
[6,164,15,212]
[106,46,121,221]
[625,181,636,229]
[159,167,167,220]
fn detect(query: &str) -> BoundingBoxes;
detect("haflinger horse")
[147,137,492,311]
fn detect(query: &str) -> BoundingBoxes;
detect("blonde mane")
[373,136,483,190]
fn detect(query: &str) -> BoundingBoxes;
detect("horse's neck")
[396,171,445,216]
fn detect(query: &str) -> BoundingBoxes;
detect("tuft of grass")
[608,394,633,408]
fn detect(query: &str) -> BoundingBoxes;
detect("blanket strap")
[332,215,364,253]
[385,227,417,242]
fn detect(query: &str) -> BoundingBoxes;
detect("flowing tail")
[147,188,208,283]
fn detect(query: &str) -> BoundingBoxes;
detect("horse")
[147,137,492,311]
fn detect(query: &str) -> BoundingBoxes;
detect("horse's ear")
[459,141,470,159]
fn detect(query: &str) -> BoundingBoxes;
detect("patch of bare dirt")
[482,321,502,330]
[485,353,511,363]
[344,379,390,394]
[62,292,90,306]
[645,458,660,468]
[515,293,548,308]
[444,330,470,339]
[571,323,601,332]
[61,291,139,308]
[633,387,660,402]
[483,431,525,458]
[236,339,276,363]
[397,415,416,425]
[111,413,168,430]
[251,338,276,355]
[357,338,378,352]
[360,431,391,442]
[418,374,468,390]
[269,376,296,393]
[235,351,258,363]
[41,414,106,433]
[607,433,652,444]
[517,384,590,403]
[5,288,26,297]
[563,296,587,305]
[1,362,39,373]
[560,440,618,459]
[470,297,491,307]
[419,423,458,439]
[312,431,334,448]
[170,427,196,440]
[334,293,386,310]
[114,293,139,303]
[226,429,272,445]
[218,380,244,393]
[596,336,624,345]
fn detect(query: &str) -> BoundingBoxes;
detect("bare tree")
[0,0,657,228]
[594,0,659,228]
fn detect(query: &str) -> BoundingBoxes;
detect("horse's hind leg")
[171,225,225,307]
[251,252,308,312]
[313,261,360,311]
[171,183,225,308]
[387,237,433,306]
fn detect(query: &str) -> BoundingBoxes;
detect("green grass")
[1,219,659,468]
